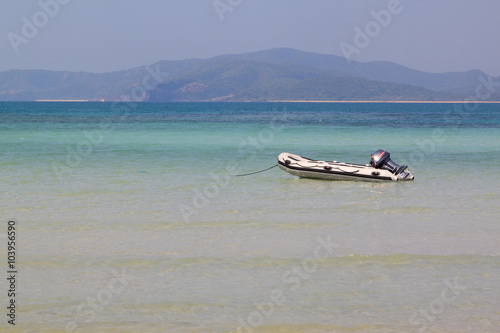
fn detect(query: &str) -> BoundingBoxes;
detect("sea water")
[0,102,499,332]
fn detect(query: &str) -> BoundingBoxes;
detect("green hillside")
[147,61,452,102]
[1,48,498,102]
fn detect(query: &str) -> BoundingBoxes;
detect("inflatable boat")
[278,150,414,181]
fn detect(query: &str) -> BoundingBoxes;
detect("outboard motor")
[370,149,412,179]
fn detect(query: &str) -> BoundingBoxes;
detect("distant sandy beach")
[268,100,500,103]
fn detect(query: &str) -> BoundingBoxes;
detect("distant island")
[1,48,499,102]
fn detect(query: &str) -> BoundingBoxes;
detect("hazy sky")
[1,0,499,76]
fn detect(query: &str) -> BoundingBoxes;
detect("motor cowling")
[370,149,410,177]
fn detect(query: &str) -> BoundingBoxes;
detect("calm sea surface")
[0,102,499,332]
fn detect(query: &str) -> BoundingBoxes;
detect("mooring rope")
[236,164,279,177]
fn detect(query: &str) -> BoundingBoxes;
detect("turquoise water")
[0,102,499,332]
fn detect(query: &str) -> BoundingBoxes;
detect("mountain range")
[1,48,498,102]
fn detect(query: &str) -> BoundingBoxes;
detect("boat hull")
[277,152,414,182]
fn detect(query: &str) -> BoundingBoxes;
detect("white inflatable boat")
[278,150,414,182]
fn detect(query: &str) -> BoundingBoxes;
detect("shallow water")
[0,102,499,332]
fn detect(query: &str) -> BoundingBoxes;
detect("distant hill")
[1,48,498,102]
[147,60,448,102]
[210,48,488,94]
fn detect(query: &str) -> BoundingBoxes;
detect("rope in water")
[236,164,279,177]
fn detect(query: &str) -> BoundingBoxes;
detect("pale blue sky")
[1,0,499,76]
